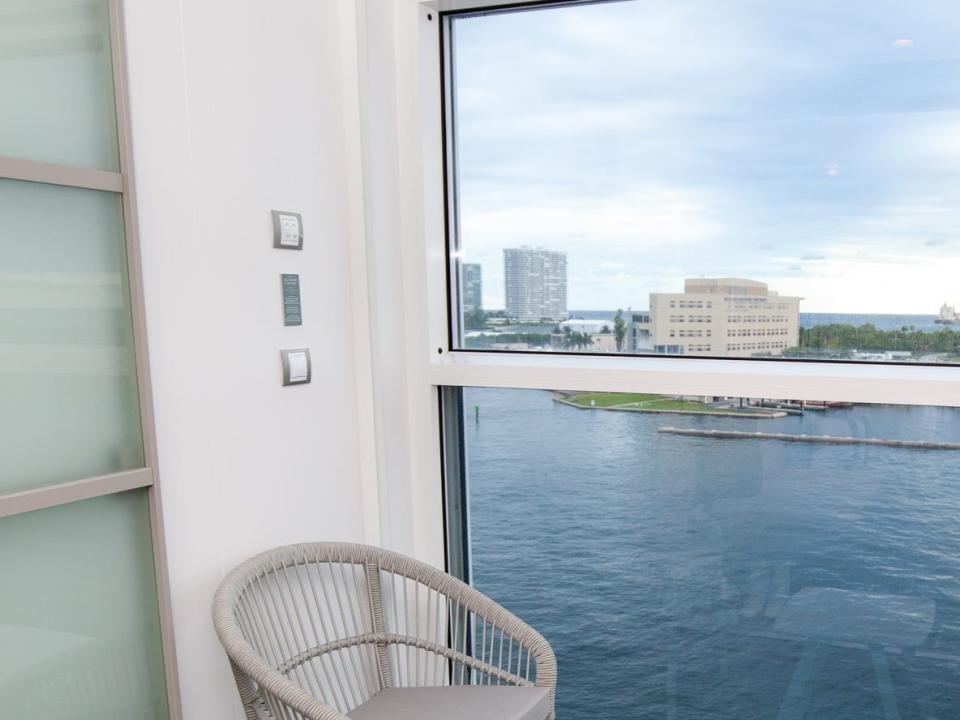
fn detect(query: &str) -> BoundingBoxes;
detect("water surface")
[465,389,960,719]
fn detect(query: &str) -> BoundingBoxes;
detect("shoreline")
[552,395,787,419]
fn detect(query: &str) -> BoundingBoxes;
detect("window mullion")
[426,353,960,408]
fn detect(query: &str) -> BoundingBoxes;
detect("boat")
[935,303,959,325]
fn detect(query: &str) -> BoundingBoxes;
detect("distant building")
[462,263,482,312]
[630,311,653,352]
[629,278,801,357]
[503,247,567,322]
[558,319,609,334]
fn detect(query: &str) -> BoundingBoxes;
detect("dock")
[658,427,960,450]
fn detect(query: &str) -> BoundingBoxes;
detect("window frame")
[407,0,960,579]
[421,0,960,406]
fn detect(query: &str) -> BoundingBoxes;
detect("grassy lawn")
[566,392,665,407]
[642,399,708,412]
[564,393,759,415]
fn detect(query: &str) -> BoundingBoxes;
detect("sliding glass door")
[0,1,177,717]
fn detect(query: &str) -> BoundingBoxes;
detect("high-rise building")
[629,278,801,357]
[462,263,482,312]
[503,247,568,322]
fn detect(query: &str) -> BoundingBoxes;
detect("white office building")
[504,247,568,322]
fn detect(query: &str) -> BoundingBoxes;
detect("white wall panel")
[122,1,375,716]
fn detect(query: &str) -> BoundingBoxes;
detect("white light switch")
[281,348,311,386]
[288,352,308,381]
[272,210,303,250]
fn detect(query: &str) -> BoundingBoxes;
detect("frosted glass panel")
[0,491,169,719]
[0,0,119,169]
[0,179,143,494]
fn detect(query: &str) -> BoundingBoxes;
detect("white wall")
[122,1,378,717]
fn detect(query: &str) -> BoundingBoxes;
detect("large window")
[424,0,960,720]
[444,0,960,364]
[427,3,960,719]
[451,387,960,719]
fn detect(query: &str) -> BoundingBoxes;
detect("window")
[446,386,960,719]
[423,4,960,720]
[444,0,960,365]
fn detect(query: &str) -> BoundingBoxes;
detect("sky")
[452,0,960,313]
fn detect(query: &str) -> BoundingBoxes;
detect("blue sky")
[452,0,960,313]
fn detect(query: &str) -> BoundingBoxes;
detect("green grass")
[641,399,708,412]
[566,392,665,407]
[565,393,758,415]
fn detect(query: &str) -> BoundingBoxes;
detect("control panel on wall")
[272,210,303,250]
[274,209,309,386]
[281,273,302,326]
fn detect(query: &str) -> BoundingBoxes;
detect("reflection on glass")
[463,388,960,718]
[0,179,143,494]
[449,1,960,363]
[0,0,119,169]
[0,490,169,719]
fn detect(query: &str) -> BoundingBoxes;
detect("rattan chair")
[212,543,557,720]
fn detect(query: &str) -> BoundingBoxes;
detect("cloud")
[452,1,960,311]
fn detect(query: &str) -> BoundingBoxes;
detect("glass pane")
[0,490,169,719]
[0,0,119,169]
[448,1,960,364]
[0,179,143,494]
[461,387,960,719]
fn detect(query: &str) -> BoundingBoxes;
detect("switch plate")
[272,210,303,250]
[280,348,311,386]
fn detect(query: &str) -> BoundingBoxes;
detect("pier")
[658,427,960,450]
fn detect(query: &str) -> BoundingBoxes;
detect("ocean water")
[464,388,960,719]
[568,310,955,333]
[799,314,953,333]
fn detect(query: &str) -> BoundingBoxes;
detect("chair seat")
[347,685,551,720]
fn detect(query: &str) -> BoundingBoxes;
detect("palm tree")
[562,331,595,350]
[613,309,627,351]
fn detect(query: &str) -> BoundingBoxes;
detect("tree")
[561,330,595,350]
[464,308,487,329]
[613,309,627,352]
[600,325,611,334]
[799,323,960,356]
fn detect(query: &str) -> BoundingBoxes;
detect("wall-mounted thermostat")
[280,348,311,386]
[272,210,303,250]
[280,273,302,326]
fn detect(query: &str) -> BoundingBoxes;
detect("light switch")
[280,348,311,386]
[272,210,303,250]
